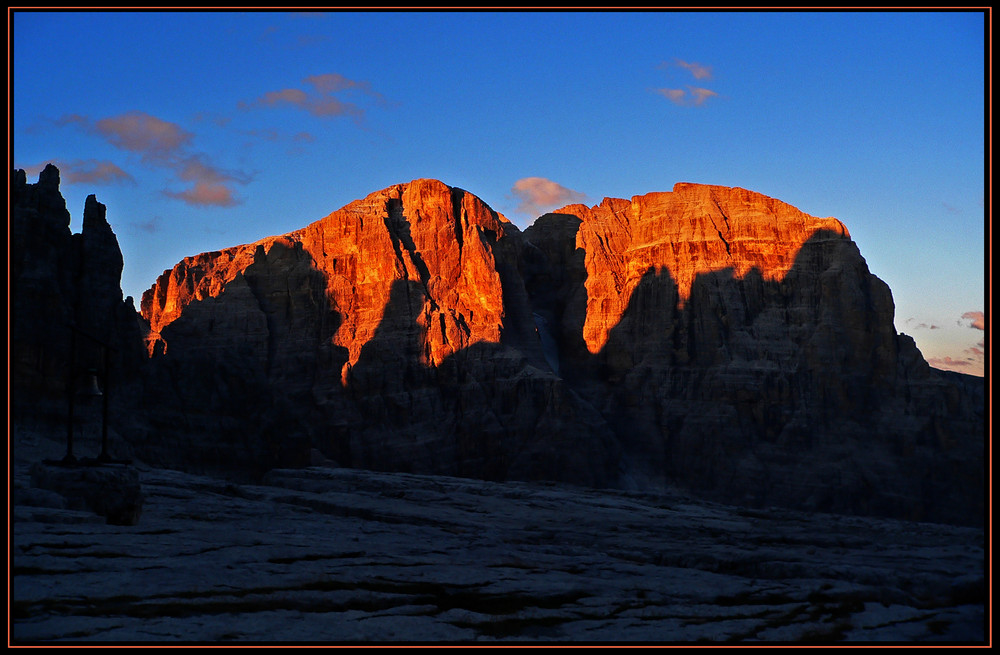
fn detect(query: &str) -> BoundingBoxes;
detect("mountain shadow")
[342,277,621,487]
[521,213,590,377]
[137,240,344,478]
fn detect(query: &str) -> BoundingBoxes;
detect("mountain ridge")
[11,167,985,525]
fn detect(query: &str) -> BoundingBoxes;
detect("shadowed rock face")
[11,168,985,525]
[11,166,146,439]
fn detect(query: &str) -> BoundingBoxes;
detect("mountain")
[528,184,985,521]
[10,168,985,525]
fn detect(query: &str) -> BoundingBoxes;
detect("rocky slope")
[9,167,985,526]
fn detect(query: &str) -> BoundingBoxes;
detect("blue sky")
[11,10,986,376]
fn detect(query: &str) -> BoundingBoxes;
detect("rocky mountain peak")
[141,178,522,370]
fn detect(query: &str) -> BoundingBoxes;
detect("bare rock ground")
[11,434,986,644]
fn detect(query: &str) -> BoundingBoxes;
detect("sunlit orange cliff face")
[142,180,850,368]
[141,179,515,380]
[557,183,850,354]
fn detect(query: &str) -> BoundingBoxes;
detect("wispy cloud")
[259,24,280,42]
[654,58,719,107]
[164,181,240,207]
[131,216,162,234]
[175,154,252,186]
[688,87,718,106]
[240,128,317,146]
[243,128,282,142]
[926,356,971,370]
[905,318,941,330]
[251,87,364,121]
[236,127,318,156]
[292,34,329,49]
[660,58,713,80]
[52,111,250,207]
[93,111,194,161]
[656,88,687,105]
[305,73,387,105]
[961,311,985,330]
[18,159,135,185]
[192,111,232,128]
[926,312,985,375]
[511,177,587,217]
[50,113,90,130]
[655,86,718,107]
[257,16,329,50]
[245,73,387,124]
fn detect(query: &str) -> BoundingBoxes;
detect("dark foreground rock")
[28,462,143,526]
[12,463,985,643]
